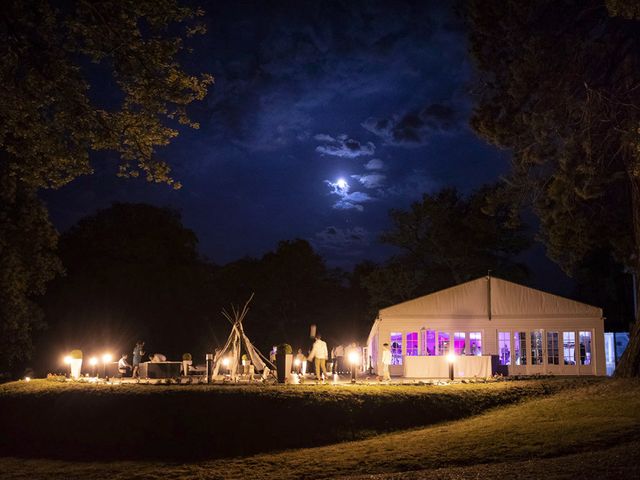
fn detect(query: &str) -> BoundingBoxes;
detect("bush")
[70,350,83,359]
[182,353,192,361]
[277,344,292,355]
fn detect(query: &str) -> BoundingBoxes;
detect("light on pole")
[348,350,359,383]
[222,356,231,375]
[89,357,98,377]
[102,353,112,378]
[63,355,72,376]
[446,351,456,381]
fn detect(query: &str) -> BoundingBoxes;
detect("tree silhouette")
[467,0,640,376]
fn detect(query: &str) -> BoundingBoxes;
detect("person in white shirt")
[118,354,131,377]
[381,343,392,382]
[307,334,328,382]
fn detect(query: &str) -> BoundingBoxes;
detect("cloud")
[364,158,384,170]
[351,173,386,189]
[315,134,376,158]
[362,102,460,146]
[384,169,439,199]
[313,133,335,143]
[195,0,469,158]
[325,179,373,211]
[312,226,371,253]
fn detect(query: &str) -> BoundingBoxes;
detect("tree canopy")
[0,178,61,373]
[466,0,640,376]
[35,210,370,374]
[360,185,530,312]
[0,0,212,374]
[39,203,214,372]
[212,239,369,354]
[2,0,212,190]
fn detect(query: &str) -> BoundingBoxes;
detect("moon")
[336,178,348,189]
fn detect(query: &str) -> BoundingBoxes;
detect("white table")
[403,355,491,379]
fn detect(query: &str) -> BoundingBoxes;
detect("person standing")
[334,344,344,374]
[307,334,328,383]
[132,340,145,378]
[381,342,392,382]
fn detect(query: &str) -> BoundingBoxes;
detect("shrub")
[278,344,292,355]
[182,353,192,361]
[70,350,83,359]
[242,354,248,361]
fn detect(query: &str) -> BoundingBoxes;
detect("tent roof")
[379,276,602,318]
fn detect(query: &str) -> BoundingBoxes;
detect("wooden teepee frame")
[213,293,274,379]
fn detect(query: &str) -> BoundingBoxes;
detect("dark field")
[0,378,588,460]
[0,378,638,479]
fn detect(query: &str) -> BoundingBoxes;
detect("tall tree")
[40,203,214,372]
[0,171,61,374]
[361,185,530,311]
[2,0,212,190]
[466,0,640,376]
[213,240,359,352]
[0,1,212,372]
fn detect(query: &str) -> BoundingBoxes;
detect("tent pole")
[487,270,492,321]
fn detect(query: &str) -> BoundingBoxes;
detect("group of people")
[115,337,370,383]
[282,336,364,383]
[115,341,168,378]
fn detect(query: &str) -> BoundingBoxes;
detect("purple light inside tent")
[454,332,466,355]
[426,330,436,356]
[390,332,402,365]
[406,332,418,356]
[438,332,450,356]
[498,331,510,365]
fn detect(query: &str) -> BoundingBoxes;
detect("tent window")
[498,331,510,365]
[531,330,544,365]
[563,332,576,365]
[406,332,418,356]
[454,332,466,355]
[469,332,482,355]
[390,332,403,365]
[579,331,592,365]
[547,332,559,365]
[421,329,436,355]
[514,331,526,365]
[437,332,450,356]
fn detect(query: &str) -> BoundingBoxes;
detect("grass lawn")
[0,378,637,479]
[0,377,587,460]
[347,441,640,479]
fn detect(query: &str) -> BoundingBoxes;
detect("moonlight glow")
[336,178,348,189]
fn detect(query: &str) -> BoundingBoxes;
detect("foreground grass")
[348,441,640,479]
[0,378,586,460]
[0,379,637,479]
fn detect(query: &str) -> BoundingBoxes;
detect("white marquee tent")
[366,276,605,378]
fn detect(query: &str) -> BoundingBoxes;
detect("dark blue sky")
[43,0,568,288]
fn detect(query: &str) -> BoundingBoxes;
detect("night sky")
[42,0,566,287]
